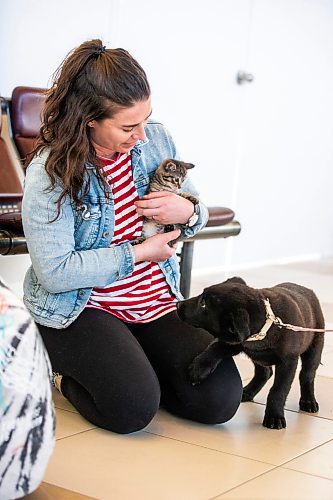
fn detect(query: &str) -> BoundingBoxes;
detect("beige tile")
[145,405,333,465]
[318,351,333,377]
[253,374,333,421]
[53,388,78,413]
[44,427,273,500]
[284,440,333,480]
[24,481,97,499]
[215,467,333,499]
[234,354,255,381]
[55,408,95,440]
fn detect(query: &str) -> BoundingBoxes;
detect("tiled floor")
[29,258,333,499]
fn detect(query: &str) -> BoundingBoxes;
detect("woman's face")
[88,98,152,157]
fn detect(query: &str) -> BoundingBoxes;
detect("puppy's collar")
[246,298,283,342]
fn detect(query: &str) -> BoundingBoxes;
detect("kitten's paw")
[164,224,175,233]
[131,237,145,245]
[179,192,199,205]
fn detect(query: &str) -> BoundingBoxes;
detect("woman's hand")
[135,191,194,225]
[133,229,181,263]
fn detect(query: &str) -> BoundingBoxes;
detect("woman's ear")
[87,121,95,128]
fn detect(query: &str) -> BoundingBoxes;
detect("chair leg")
[179,241,194,299]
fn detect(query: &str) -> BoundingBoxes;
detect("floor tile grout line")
[53,406,78,414]
[280,467,333,484]
[207,461,333,500]
[53,407,333,463]
[278,436,333,466]
[282,408,333,422]
[208,464,282,500]
[141,429,281,467]
[278,437,333,480]
[54,410,333,461]
[56,427,97,442]
[241,399,333,421]
[143,426,333,473]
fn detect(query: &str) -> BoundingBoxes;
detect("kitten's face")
[157,159,195,190]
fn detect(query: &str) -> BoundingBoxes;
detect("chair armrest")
[206,206,235,227]
[178,206,241,297]
[0,204,241,256]
[0,193,27,255]
[0,229,27,255]
[186,206,241,242]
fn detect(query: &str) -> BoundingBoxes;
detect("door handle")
[237,71,254,84]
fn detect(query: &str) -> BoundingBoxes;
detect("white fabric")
[0,279,55,499]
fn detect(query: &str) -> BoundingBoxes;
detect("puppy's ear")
[224,276,247,286]
[228,308,250,342]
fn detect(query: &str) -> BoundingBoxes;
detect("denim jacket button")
[79,290,85,297]
[103,231,110,238]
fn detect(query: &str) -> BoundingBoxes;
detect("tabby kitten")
[138,159,199,243]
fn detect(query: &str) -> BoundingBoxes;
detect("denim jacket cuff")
[113,242,136,279]
[181,200,209,238]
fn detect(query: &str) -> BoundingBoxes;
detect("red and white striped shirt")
[86,152,177,323]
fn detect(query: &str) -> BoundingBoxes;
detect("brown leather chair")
[0,99,23,193]
[2,86,241,297]
[10,86,46,161]
[0,99,25,255]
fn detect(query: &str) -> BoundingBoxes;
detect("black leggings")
[37,309,242,434]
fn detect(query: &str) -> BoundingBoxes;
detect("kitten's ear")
[184,162,195,170]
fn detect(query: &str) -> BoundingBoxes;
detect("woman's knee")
[96,370,161,434]
[190,359,243,424]
[62,366,161,434]
[166,357,243,425]
[191,385,242,424]
[110,388,161,434]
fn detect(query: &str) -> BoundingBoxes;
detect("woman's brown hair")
[28,39,150,218]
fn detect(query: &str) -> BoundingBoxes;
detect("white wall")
[1,0,333,284]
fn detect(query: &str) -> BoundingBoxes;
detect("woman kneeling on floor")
[22,39,243,434]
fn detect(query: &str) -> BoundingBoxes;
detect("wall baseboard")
[192,253,323,278]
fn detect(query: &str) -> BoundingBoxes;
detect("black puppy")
[177,277,325,429]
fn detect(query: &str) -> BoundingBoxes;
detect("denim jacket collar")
[85,136,150,171]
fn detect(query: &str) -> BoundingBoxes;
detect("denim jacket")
[22,120,208,329]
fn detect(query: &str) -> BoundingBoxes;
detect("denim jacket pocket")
[73,198,107,249]
[133,170,150,198]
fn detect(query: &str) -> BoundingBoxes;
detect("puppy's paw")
[299,398,319,413]
[263,414,286,430]
[241,390,254,402]
[188,355,215,385]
